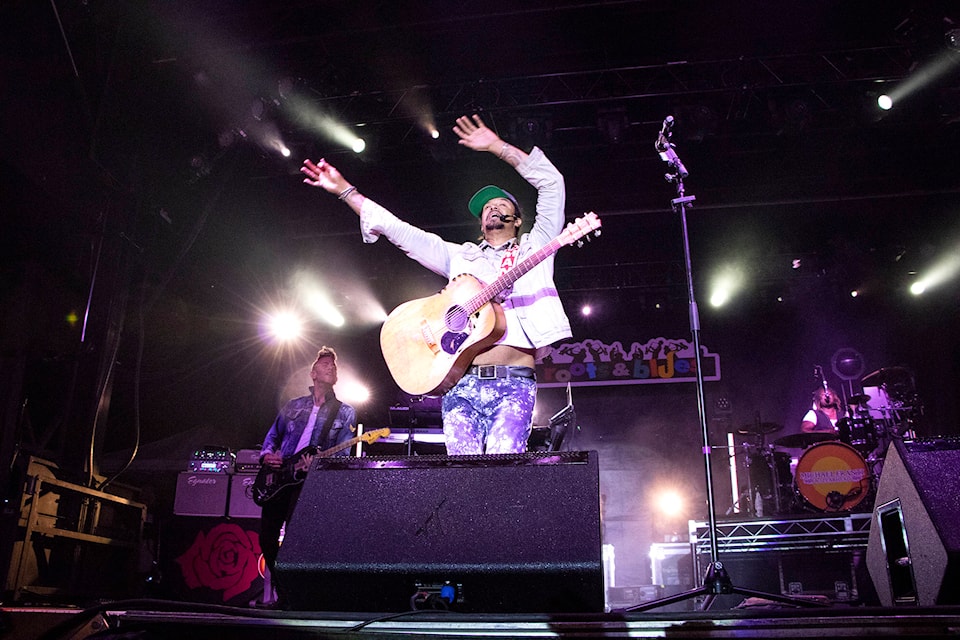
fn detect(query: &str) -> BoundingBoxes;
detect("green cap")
[468,185,520,217]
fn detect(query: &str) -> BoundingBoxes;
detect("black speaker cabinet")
[173,472,228,517]
[275,450,603,613]
[866,438,960,606]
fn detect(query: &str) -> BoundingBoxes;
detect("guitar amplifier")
[228,473,261,519]
[174,472,229,517]
[235,449,262,473]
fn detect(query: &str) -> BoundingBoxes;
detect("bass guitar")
[379,212,601,396]
[251,428,390,506]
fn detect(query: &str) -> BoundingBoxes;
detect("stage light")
[596,108,628,144]
[709,288,730,307]
[910,248,960,295]
[946,28,960,50]
[581,304,593,317]
[282,96,371,153]
[250,97,267,121]
[267,311,303,342]
[337,378,371,406]
[877,50,960,112]
[708,266,745,308]
[430,128,440,139]
[277,76,298,101]
[653,489,685,518]
[265,135,291,157]
[305,291,345,327]
[850,289,860,298]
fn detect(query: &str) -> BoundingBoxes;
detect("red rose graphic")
[176,522,262,601]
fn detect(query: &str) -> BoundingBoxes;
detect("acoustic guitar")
[379,212,601,396]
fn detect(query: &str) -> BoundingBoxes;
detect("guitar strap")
[314,399,342,449]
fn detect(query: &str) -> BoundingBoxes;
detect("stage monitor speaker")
[173,472,228,517]
[866,438,960,606]
[275,450,603,613]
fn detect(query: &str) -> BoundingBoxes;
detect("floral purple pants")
[441,373,537,455]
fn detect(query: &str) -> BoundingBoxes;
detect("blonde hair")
[312,346,337,368]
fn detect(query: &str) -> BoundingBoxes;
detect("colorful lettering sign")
[536,337,720,387]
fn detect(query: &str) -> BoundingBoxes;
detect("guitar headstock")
[558,212,602,247]
[362,428,391,443]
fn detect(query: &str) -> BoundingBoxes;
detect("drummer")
[800,387,844,436]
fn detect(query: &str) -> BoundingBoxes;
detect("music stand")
[624,118,827,612]
[546,382,576,451]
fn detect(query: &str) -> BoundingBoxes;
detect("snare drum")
[794,441,870,511]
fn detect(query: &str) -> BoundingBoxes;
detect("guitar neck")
[464,237,563,314]
[313,429,389,460]
[315,436,359,459]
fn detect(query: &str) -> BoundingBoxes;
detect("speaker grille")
[276,451,603,613]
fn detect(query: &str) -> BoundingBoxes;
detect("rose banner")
[175,520,263,602]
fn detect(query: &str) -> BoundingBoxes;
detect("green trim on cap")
[468,185,519,217]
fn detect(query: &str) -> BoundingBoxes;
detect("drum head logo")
[794,442,870,511]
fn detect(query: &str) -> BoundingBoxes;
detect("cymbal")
[737,422,783,435]
[774,432,836,449]
[862,366,912,387]
[847,393,871,405]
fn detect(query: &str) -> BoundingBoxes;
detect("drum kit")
[735,366,922,518]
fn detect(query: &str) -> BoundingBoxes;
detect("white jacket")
[358,146,572,351]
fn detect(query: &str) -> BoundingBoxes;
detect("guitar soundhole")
[445,305,469,332]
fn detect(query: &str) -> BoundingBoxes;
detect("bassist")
[257,346,357,603]
[301,114,571,455]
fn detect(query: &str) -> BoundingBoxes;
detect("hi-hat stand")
[625,117,828,612]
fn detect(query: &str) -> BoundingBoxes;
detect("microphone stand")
[625,118,827,612]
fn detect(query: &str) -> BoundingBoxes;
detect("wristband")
[498,143,509,159]
[337,186,357,200]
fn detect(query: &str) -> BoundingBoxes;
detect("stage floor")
[5,600,960,640]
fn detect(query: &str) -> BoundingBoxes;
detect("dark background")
[2,0,959,588]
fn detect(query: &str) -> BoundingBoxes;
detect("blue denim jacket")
[259,391,357,460]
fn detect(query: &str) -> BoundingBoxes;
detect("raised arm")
[453,114,529,167]
[301,158,365,214]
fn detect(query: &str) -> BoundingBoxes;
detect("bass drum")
[794,441,870,512]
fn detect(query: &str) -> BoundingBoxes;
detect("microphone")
[655,115,688,177]
[659,115,675,140]
[492,213,515,223]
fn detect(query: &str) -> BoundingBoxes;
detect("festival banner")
[536,337,721,387]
